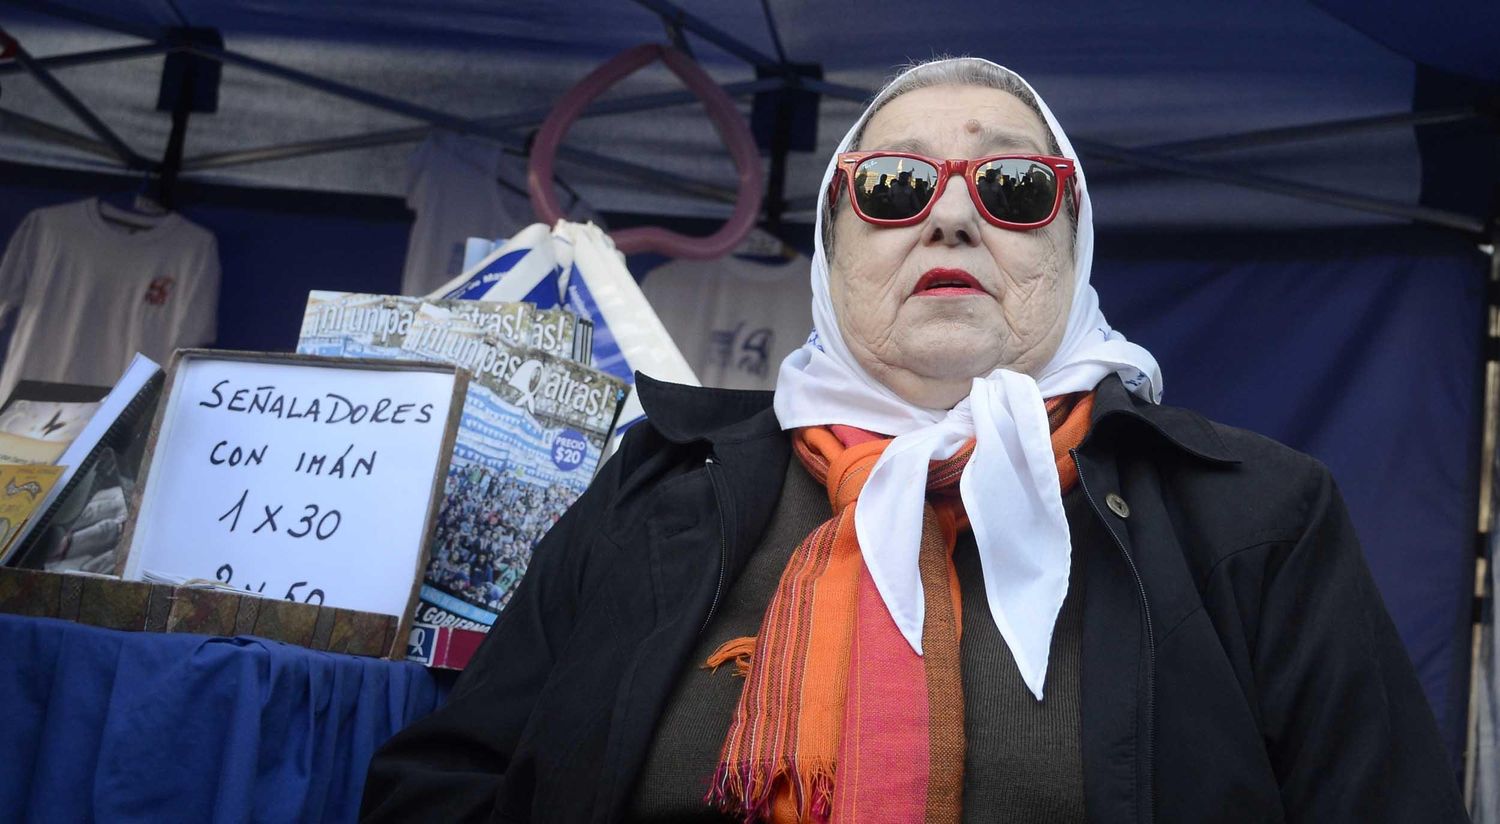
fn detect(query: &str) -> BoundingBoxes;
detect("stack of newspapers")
[297,291,626,644]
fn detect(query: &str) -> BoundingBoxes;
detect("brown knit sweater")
[626,459,1089,823]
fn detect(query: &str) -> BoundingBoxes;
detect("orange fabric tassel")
[706,636,757,678]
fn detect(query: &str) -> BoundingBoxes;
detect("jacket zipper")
[1070,447,1155,823]
[701,456,730,633]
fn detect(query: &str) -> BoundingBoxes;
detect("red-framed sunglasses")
[828,152,1078,230]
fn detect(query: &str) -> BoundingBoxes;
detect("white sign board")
[120,351,464,619]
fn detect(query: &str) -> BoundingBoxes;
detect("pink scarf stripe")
[833,568,930,823]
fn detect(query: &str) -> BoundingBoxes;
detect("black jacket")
[363,374,1467,823]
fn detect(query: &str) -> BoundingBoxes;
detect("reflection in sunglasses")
[852,155,1057,224]
[853,157,942,221]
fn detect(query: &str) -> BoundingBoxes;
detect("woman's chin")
[908,347,1052,387]
[893,330,1008,382]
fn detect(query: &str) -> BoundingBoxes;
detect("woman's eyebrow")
[877,136,935,155]
[975,125,1047,154]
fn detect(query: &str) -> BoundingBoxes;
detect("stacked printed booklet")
[298,291,626,665]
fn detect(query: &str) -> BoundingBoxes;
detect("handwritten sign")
[119,351,465,624]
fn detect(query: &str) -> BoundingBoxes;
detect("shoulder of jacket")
[1144,416,1335,560]
[1202,418,1330,483]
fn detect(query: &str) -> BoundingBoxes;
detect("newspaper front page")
[296,295,624,632]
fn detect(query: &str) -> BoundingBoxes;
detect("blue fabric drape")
[0,614,443,823]
[1094,227,1488,765]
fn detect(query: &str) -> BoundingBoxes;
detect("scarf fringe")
[707,759,835,824]
[705,635,756,678]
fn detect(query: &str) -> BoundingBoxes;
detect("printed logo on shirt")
[710,322,774,379]
[144,276,175,306]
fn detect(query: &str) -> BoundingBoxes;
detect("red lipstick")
[912,268,986,297]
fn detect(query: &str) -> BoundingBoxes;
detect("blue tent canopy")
[1,0,1495,232]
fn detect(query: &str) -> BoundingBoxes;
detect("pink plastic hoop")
[528,44,764,259]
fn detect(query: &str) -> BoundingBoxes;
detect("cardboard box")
[0,566,400,658]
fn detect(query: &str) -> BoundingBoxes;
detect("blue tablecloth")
[0,613,446,823]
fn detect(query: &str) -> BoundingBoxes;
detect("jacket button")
[1105,493,1130,518]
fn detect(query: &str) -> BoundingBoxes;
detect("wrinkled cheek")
[846,303,888,351]
[836,265,894,322]
[999,271,1063,339]
[827,274,870,349]
[1008,299,1051,342]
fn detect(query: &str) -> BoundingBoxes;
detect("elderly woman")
[362,58,1465,823]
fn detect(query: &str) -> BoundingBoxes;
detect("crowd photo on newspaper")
[427,464,572,614]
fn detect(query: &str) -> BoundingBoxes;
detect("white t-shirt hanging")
[641,253,813,391]
[401,131,599,297]
[0,198,220,399]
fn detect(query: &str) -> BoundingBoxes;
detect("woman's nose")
[923,172,982,248]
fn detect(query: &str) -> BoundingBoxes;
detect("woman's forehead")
[858,84,1052,157]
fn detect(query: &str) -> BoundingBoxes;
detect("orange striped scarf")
[706,390,1095,823]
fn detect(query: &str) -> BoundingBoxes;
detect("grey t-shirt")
[0,198,220,397]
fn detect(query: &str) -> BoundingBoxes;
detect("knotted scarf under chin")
[705,390,1095,823]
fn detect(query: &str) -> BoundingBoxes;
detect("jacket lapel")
[1074,375,1239,824]
[1073,443,1151,824]
[591,408,790,821]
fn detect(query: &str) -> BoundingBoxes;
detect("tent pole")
[0,29,151,169]
[0,105,120,160]
[9,0,1475,229]
[779,157,1487,233]
[1140,107,1480,156]
[1073,138,1486,234]
[1468,223,1500,813]
[795,68,1481,159]
[0,42,174,77]
[154,50,195,210]
[794,77,1485,233]
[3,0,1475,163]
[798,77,875,103]
[169,41,738,202]
[658,13,694,58]
[181,78,781,171]
[178,42,502,137]
[630,0,777,68]
[757,0,789,65]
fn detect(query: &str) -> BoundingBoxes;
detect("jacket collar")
[634,372,782,446]
[634,370,1241,464]
[1082,373,1241,464]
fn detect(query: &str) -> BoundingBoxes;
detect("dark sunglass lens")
[973,159,1057,224]
[853,157,939,220]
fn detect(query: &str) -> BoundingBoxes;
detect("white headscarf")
[774,58,1162,700]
